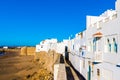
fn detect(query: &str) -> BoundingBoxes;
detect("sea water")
[0,52,5,56]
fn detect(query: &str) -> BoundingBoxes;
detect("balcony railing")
[94,51,103,62]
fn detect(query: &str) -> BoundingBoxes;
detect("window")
[112,38,117,53]
[79,47,82,52]
[97,69,100,76]
[73,45,74,50]
[41,45,43,48]
[104,35,118,53]
[93,38,97,52]
[107,38,111,52]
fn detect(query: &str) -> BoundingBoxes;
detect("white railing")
[94,52,103,62]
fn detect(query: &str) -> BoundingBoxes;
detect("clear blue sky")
[0,0,116,46]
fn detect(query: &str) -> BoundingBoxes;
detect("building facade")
[85,0,120,80]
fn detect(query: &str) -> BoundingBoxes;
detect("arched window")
[93,38,97,52]
[107,39,111,52]
[112,38,117,53]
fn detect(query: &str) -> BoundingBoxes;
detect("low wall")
[54,64,67,80]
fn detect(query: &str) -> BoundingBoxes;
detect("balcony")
[93,51,103,63]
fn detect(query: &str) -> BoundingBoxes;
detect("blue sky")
[0,0,116,46]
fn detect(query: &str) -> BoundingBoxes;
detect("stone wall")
[21,47,35,55]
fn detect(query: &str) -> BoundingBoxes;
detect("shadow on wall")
[66,59,86,80]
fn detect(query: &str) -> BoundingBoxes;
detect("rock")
[26,74,31,79]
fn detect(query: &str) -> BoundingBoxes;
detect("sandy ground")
[0,49,60,80]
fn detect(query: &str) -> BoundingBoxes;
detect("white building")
[36,38,70,56]
[56,39,70,56]
[3,46,8,49]
[85,0,120,80]
[36,38,58,52]
[68,31,86,77]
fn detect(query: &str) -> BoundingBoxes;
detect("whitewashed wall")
[36,39,58,52]
[69,31,86,79]
[36,45,41,52]
[85,1,120,79]
[56,42,65,55]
